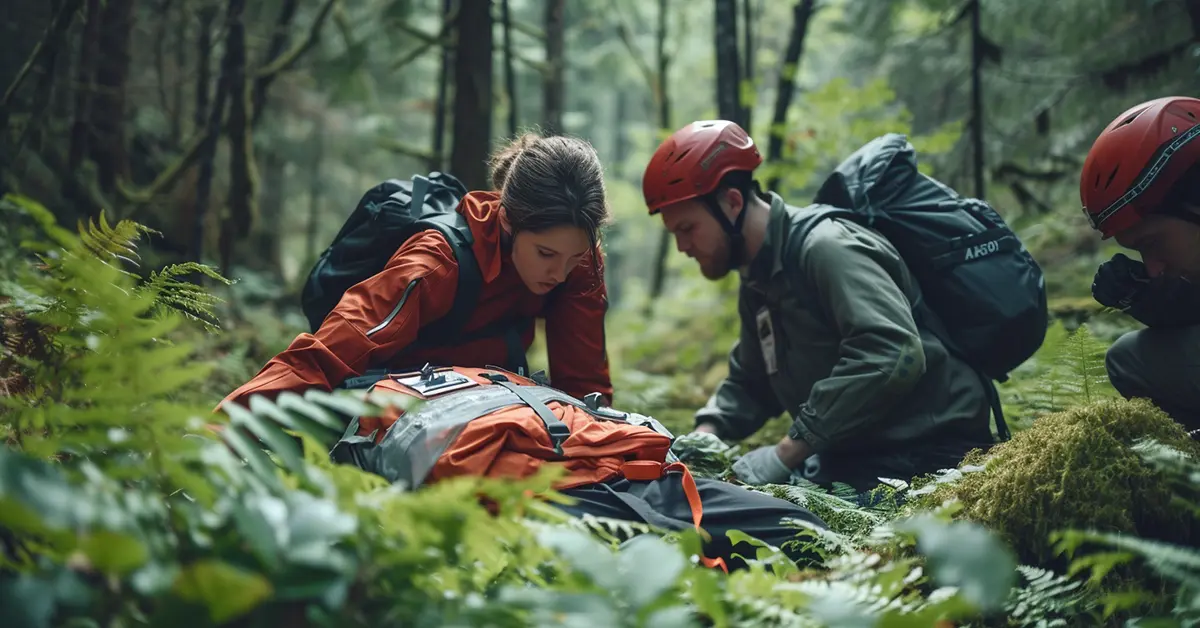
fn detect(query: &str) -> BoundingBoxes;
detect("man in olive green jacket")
[642,121,995,492]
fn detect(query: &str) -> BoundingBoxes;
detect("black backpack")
[300,173,533,378]
[791,133,1050,440]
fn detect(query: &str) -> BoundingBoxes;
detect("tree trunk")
[306,118,325,263]
[766,0,815,192]
[88,0,135,196]
[432,0,454,170]
[247,148,286,277]
[501,0,517,137]
[612,89,628,178]
[542,0,565,135]
[251,0,299,125]
[154,0,173,129]
[192,0,238,263]
[713,0,742,126]
[0,0,81,164]
[67,0,101,170]
[170,0,186,142]
[646,0,673,308]
[740,0,754,130]
[193,5,216,133]
[449,0,493,191]
[970,0,985,200]
[219,0,253,274]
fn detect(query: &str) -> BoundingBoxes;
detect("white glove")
[732,445,793,485]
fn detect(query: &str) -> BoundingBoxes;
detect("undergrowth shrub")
[913,398,1200,569]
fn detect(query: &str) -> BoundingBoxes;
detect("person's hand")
[1093,253,1200,327]
[670,430,728,460]
[1092,253,1151,311]
[731,444,793,485]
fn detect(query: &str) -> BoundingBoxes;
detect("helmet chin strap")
[1165,205,1200,228]
[702,192,750,274]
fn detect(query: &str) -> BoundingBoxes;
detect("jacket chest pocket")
[762,295,840,398]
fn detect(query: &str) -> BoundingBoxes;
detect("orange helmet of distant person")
[1080,96,1200,238]
[642,120,763,215]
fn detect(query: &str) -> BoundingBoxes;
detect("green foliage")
[912,396,1199,575]
[2,199,1198,628]
[756,76,964,199]
[998,321,1123,430]
[1050,439,1200,626]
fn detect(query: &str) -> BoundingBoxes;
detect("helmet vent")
[1116,108,1148,128]
[667,178,684,186]
[1104,165,1120,190]
[672,148,692,163]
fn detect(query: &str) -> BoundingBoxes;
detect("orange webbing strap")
[620,461,729,573]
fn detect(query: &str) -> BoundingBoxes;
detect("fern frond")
[1129,438,1200,517]
[1000,321,1120,425]
[139,262,234,330]
[1006,564,1096,627]
[564,513,661,547]
[76,210,156,272]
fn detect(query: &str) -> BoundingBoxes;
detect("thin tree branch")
[389,8,459,72]
[119,0,336,206]
[613,5,655,90]
[253,0,338,79]
[0,0,84,130]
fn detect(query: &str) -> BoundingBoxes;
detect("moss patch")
[915,398,1200,567]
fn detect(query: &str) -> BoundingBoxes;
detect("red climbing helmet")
[642,120,763,215]
[1080,96,1200,238]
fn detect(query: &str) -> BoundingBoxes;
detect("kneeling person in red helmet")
[332,365,829,572]
[1080,96,1200,433]
[641,121,996,492]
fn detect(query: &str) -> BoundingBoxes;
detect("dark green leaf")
[225,403,307,476]
[615,534,685,609]
[77,530,149,575]
[895,514,1018,613]
[171,560,274,624]
[643,605,699,628]
[0,574,55,628]
[274,391,347,433]
[536,527,620,589]
[303,389,377,421]
[219,424,284,491]
[232,499,285,572]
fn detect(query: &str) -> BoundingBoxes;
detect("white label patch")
[756,307,778,375]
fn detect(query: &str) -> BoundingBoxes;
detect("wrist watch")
[787,404,817,442]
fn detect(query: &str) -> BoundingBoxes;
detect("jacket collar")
[743,191,791,287]
[458,191,507,283]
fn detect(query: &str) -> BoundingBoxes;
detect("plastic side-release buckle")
[620,460,665,481]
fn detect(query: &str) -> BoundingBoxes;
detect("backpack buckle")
[621,460,664,481]
[583,392,604,410]
[545,421,571,454]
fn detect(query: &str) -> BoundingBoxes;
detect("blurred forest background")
[2,0,1194,432]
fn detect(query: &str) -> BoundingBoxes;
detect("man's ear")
[721,187,745,222]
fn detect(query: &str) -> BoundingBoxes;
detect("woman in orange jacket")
[220,132,614,411]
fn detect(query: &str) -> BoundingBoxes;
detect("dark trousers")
[555,473,828,571]
[1106,325,1200,434]
[804,431,996,495]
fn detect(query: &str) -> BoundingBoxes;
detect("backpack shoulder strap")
[407,209,483,341]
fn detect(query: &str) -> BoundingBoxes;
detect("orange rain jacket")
[219,191,612,411]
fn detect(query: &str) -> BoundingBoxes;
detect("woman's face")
[510,225,592,295]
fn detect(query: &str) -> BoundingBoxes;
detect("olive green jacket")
[695,193,993,456]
